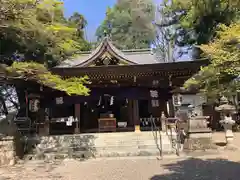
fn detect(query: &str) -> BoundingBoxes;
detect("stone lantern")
[215,96,236,145]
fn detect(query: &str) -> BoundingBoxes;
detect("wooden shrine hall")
[23,37,208,135]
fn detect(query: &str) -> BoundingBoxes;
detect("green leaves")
[161,0,240,58]
[185,23,240,100]
[0,0,91,97]
[0,0,90,67]
[6,62,90,96]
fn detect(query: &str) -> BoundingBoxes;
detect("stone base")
[184,132,217,151]
[135,125,140,132]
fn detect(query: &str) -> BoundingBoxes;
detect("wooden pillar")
[44,119,50,135]
[128,100,134,126]
[133,99,140,132]
[74,104,81,133]
[39,114,49,136]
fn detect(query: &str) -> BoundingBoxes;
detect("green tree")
[184,23,240,101]
[0,0,91,115]
[68,12,91,51]
[0,0,90,66]
[96,0,156,49]
[160,0,240,58]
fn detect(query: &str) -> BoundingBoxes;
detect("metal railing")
[149,116,163,158]
[165,118,183,156]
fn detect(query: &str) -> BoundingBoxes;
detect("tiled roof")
[56,37,160,68]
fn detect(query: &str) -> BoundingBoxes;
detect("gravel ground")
[0,132,240,180]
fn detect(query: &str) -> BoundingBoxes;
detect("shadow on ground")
[215,142,227,147]
[151,158,240,180]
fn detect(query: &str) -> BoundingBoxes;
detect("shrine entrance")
[80,95,134,133]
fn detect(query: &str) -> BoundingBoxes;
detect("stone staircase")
[93,131,177,157]
[14,117,36,136]
[30,131,179,159]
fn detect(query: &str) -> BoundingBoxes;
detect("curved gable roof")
[57,37,160,68]
[58,37,149,67]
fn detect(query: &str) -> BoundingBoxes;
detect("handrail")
[150,116,163,159]
[165,118,182,156]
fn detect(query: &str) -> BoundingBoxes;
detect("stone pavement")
[212,132,240,149]
[0,150,240,180]
[0,132,239,180]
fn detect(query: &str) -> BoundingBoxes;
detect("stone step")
[32,132,180,159]
[94,136,172,142]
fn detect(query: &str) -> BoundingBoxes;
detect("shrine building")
[20,37,208,135]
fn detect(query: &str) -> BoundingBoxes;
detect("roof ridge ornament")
[103,19,112,40]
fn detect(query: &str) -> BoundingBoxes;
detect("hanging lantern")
[29,99,40,112]
[172,93,183,106]
[110,96,114,106]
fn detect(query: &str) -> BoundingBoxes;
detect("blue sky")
[64,0,116,42]
[63,0,189,60]
[64,0,162,41]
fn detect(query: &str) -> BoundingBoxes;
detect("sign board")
[56,97,63,105]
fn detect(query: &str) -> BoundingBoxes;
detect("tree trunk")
[15,86,27,117]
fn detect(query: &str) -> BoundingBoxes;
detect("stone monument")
[215,96,236,145]
[184,113,214,151]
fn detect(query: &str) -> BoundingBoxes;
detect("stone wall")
[32,134,96,160]
[0,136,16,166]
[0,113,24,166]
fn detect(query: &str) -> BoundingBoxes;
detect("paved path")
[213,132,240,149]
[1,150,240,180]
[0,132,240,180]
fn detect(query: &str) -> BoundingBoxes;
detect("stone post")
[39,116,50,136]
[161,112,167,131]
[0,136,16,166]
[223,123,234,144]
[74,104,81,134]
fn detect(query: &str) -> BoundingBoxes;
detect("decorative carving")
[93,52,120,66]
